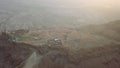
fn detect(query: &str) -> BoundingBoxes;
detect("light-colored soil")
[0,20,120,68]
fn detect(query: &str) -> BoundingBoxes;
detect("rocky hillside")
[0,20,120,68]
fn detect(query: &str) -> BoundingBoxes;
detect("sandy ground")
[0,21,120,68]
[0,35,120,68]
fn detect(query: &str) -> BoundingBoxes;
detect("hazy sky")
[0,0,120,29]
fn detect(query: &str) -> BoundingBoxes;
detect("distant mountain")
[104,20,120,32]
[82,20,120,42]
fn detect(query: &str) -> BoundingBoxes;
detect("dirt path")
[23,52,43,68]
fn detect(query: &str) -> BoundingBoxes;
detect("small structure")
[47,38,62,47]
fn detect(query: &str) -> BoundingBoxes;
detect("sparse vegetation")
[0,20,120,68]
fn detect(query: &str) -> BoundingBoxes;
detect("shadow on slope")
[1,35,120,68]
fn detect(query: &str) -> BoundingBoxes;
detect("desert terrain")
[0,20,120,68]
[0,0,120,68]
